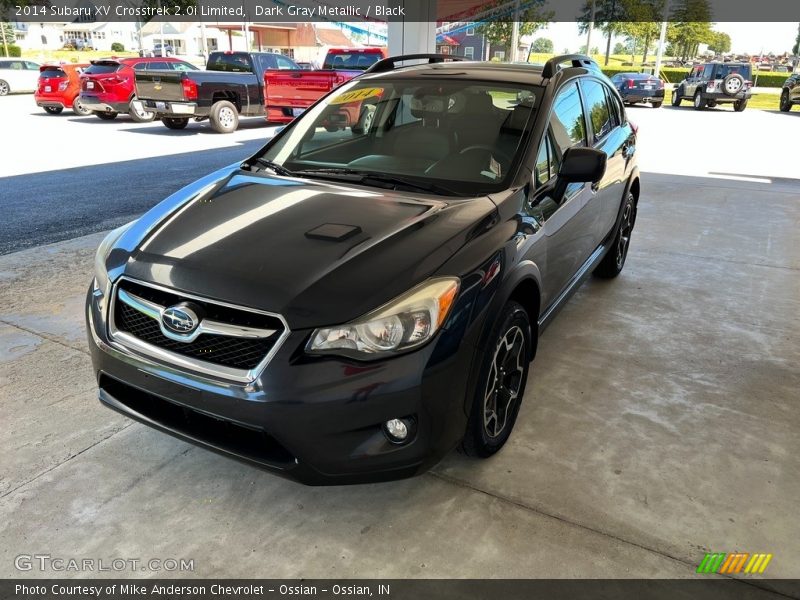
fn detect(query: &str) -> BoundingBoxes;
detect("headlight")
[307,277,460,359]
[93,222,135,295]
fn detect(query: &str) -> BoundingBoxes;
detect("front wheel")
[72,97,92,116]
[693,92,706,111]
[594,192,637,279]
[671,87,682,106]
[162,117,189,130]
[460,301,531,458]
[128,97,155,123]
[95,111,118,120]
[209,100,239,133]
[734,99,748,112]
[779,90,792,112]
[43,106,63,115]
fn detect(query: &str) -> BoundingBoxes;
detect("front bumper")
[86,283,476,485]
[79,93,130,114]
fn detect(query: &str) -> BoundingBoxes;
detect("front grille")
[112,279,285,372]
[100,375,295,466]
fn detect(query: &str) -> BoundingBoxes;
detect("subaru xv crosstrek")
[86,54,640,485]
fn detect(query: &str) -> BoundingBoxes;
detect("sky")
[535,22,799,55]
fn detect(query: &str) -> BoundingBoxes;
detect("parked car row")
[134,47,386,132]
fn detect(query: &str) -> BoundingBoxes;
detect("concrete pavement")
[1,96,799,585]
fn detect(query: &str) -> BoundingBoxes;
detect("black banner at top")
[4,0,800,23]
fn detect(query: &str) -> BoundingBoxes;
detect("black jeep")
[672,62,753,111]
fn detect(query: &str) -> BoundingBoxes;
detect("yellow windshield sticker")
[329,87,383,105]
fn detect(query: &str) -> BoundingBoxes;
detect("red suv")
[79,57,198,122]
[35,63,91,115]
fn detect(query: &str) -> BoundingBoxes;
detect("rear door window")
[550,82,586,155]
[208,53,253,73]
[581,79,613,143]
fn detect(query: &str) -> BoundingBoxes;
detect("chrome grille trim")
[108,276,290,384]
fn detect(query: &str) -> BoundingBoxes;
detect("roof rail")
[365,53,468,74]
[541,54,600,79]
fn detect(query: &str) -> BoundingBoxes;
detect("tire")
[779,90,792,112]
[162,117,189,130]
[671,86,683,106]
[594,191,637,279]
[460,301,531,458]
[693,91,706,111]
[0,79,9,96]
[128,96,155,123]
[733,99,748,112]
[72,97,92,116]
[351,102,376,134]
[95,111,118,120]
[43,106,63,115]
[722,73,744,96]
[707,100,717,108]
[652,102,662,109]
[209,100,238,133]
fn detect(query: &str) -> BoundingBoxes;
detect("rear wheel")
[162,117,189,130]
[594,191,637,279]
[706,100,717,108]
[95,111,118,120]
[693,91,706,111]
[209,100,238,133]
[0,79,9,96]
[43,106,63,115]
[734,99,748,112]
[460,301,531,458]
[779,90,791,112]
[652,102,662,108]
[128,96,155,123]
[72,97,92,116]
[671,87,683,106]
[352,102,376,134]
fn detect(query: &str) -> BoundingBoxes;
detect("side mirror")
[553,147,607,200]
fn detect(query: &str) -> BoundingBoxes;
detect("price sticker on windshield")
[330,87,384,105]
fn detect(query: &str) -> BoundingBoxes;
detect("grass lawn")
[22,49,139,63]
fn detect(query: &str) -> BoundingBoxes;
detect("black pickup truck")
[134,51,301,132]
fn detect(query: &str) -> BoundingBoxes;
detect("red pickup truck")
[263,47,386,125]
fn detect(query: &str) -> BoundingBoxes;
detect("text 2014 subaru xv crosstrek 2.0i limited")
[87,54,640,485]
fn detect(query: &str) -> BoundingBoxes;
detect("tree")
[613,42,627,54]
[1,20,14,57]
[530,37,554,53]
[707,31,731,54]
[792,23,800,56]
[578,0,640,65]
[476,0,552,61]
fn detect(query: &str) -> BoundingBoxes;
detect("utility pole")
[654,0,670,78]
[586,0,596,55]
[509,0,521,62]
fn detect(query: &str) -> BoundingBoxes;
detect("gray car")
[672,62,753,111]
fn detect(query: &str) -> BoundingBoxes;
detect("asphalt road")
[2,93,799,254]
[0,94,277,254]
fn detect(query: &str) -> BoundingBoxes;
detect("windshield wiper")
[296,168,459,196]
[252,158,295,177]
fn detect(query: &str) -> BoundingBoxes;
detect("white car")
[0,59,42,95]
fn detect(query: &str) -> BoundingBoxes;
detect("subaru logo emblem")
[162,305,199,334]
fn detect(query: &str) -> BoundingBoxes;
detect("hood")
[119,168,496,329]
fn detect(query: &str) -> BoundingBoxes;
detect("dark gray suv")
[672,62,753,111]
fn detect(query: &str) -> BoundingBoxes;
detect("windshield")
[323,52,382,71]
[260,78,539,196]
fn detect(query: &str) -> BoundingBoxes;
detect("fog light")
[384,418,409,443]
